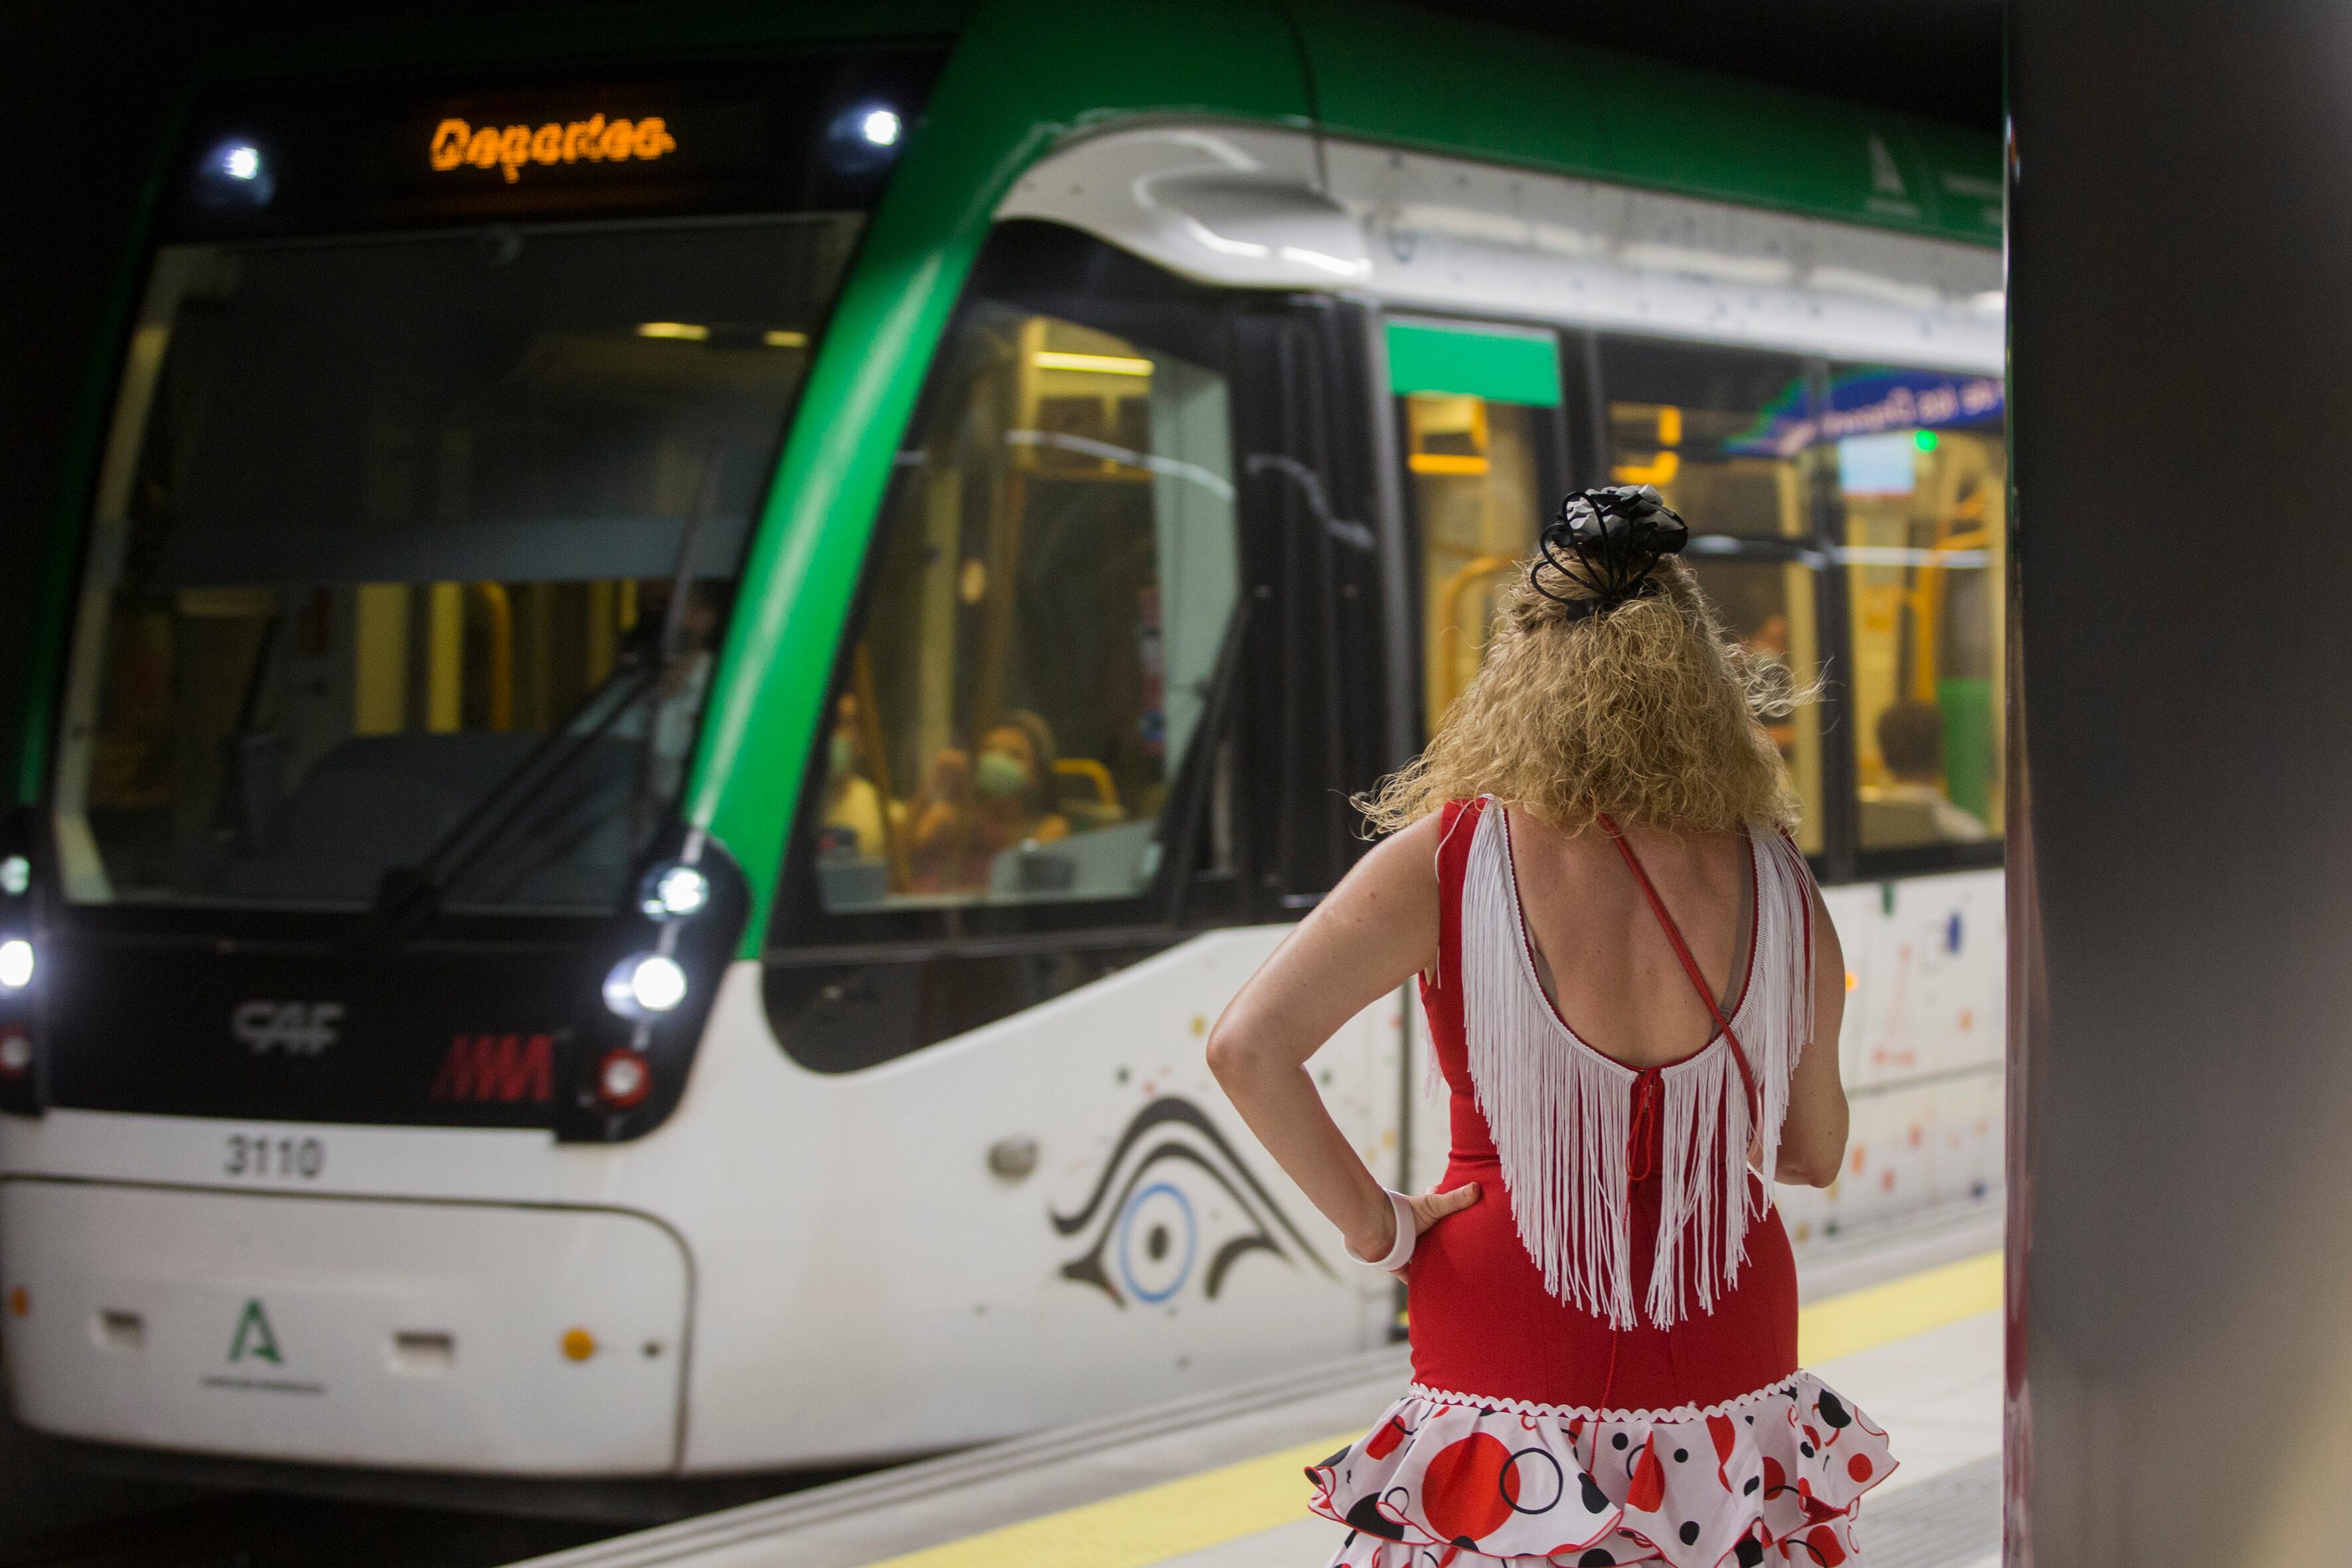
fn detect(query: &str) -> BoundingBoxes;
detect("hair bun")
[1530,485,1690,621]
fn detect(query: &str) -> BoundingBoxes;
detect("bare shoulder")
[1372,809,1449,867]
[1322,811,1446,915]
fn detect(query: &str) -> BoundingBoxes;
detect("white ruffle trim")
[1306,1372,1893,1567]
[1403,1377,1800,1427]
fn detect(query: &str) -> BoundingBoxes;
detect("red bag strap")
[1597,813,1760,1125]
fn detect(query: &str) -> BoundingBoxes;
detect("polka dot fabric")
[1305,1372,1893,1567]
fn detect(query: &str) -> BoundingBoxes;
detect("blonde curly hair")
[1357,554,1802,837]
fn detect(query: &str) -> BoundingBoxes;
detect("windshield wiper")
[360,447,730,943]
[360,659,659,941]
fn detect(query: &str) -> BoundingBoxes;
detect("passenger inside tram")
[609,578,728,804]
[1864,700,1991,844]
[907,712,1072,894]
[817,695,892,860]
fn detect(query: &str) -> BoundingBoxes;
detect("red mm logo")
[433,1034,553,1103]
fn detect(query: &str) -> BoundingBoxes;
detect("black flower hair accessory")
[1529,485,1691,621]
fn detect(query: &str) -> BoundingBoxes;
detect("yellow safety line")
[1798,1249,2003,1364]
[865,1249,2002,1568]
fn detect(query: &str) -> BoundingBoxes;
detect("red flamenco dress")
[1307,797,1895,1567]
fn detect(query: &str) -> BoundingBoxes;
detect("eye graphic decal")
[1053,1096,1333,1306]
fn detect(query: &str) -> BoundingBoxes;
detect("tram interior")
[1407,337,2004,862]
[61,216,856,913]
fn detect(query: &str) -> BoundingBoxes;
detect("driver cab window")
[813,303,1237,911]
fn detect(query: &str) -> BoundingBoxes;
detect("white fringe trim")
[1457,800,1818,1329]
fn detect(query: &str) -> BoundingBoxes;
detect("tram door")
[1383,317,1568,1198]
[762,223,1407,1411]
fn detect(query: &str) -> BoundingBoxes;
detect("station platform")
[509,1206,2004,1568]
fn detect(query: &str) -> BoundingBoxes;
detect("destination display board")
[164,48,945,237]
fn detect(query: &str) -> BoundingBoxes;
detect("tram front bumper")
[0,1178,690,1475]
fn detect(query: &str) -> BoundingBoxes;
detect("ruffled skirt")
[1305,1372,1893,1567]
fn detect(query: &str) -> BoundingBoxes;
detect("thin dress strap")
[1595,813,1761,1128]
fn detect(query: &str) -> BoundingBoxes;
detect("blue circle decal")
[1115,1181,1197,1304]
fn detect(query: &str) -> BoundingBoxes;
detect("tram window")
[1596,334,1824,852]
[1834,388,2007,851]
[812,303,1238,911]
[1387,319,1564,734]
[56,217,858,911]
[1597,337,1814,541]
[1406,396,1557,733]
[1683,558,1827,856]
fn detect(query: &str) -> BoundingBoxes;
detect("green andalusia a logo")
[228,1298,283,1365]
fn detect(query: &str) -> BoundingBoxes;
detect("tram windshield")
[55,215,860,912]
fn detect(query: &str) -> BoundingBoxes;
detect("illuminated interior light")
[1913,429,1940,452]
[561,1328,597,1362]
[639,864,710,920]
[763,330,809,349]
[223,145,262,181]
[603,953,686,1018]
[0,940,31,990]
[1610,451,1681,487]
[635,321,710,341]
[860,108,903,147]
[1033,351,1154,376]
[0,856,27,896]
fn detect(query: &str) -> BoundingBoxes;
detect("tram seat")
[815,846,890,908]
[986,819,1158,902]
[1858,794,1946,850]
[206,732,636,909]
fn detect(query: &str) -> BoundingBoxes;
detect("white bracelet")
[1348,1189,1416,1273]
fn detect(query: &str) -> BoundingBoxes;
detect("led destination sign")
[428,113,678,184]
[164,48,946,237]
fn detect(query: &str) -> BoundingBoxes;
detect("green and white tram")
[0,0,2006,1479]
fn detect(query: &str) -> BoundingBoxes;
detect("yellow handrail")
[1053,757,1120,809]
[471,582,513,730]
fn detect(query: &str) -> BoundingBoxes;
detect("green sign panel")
[1385,320,1563,407]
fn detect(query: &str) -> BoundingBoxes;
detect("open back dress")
[1306,796,1894,1567]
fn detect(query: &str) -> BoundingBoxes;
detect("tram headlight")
[603,953,686,1018]
[824,102,905,175]
[637,862,710,921]
[0,939,33,991]
[194,137,275,208]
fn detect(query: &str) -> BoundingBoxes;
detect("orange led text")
[429,114,677,184]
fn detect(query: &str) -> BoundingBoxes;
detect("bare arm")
[1206,815,1478,1262]
[1775,882,1850,1188]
